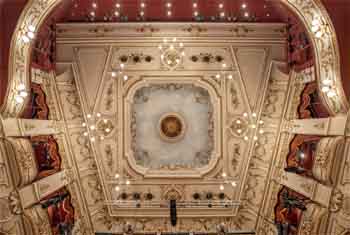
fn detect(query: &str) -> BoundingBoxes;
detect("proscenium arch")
[2,0,349,118]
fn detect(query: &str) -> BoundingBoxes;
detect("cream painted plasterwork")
[124,78,221,178]
[52,21,290,233]
[2,0,349,121]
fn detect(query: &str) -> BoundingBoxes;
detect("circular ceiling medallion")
[158,112,186,143]
[161,49,182,69]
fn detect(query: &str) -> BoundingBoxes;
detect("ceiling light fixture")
[241,112,264,142]
[242,3,247,9]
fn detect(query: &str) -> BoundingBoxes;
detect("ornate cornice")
[2,0,348,119]
[284,0,349,114]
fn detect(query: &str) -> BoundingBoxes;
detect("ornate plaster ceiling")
[51,22,291,233]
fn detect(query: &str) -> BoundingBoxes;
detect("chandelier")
[158,37,185,69]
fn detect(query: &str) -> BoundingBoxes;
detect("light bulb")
[242,3,247,9]
[90,125,96,130]
[222,172,227,178]
[126,180,130,185]
[236,120,241,124]
[322,86,330,93]
[327,90,336,97]
[315,31,323,38]
[216,74,221,79]
[259,129,264,134]
[219,3,224,8]
[97,113,101,117]
[193,3,198,8]
[91,137,96,142]
[22,35,30,43]
[322,79,332,85]
[116,3,121,8]
[312,19,320,26]
[82,122,86,127]
[179,42,184,47]
[83,132,88,136]
[140,2,146,8]
[105,128,111,133]
[28,25,36,32]
[19,91,28,97]
[87,114,92,119]
[115,173,120,179]
[103,119,108,123]
[253,136,258,141]
[15,96,24,103]
[237,129,242,134]
[111,71,117,77]
[114,11,120,17]
[244,136,249,141]
[115,186,120,191]
[259,120,264,125]
[252,112,257,117]
[18,84,26,90]
[231,181,237,187]
[220,184,225,191]
[228,74,233,79]
[27,31,35,39]
[123,75,128,81]
[243,112,248,117]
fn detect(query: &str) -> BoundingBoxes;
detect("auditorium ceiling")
[1,1,350,235]
[52,20,290,233]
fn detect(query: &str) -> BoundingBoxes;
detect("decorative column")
[2,118,62,137]
[18,169,73,209]
[282,116,347,136]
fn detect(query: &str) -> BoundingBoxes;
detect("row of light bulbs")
[88,1,253,19]
[311,17,337,98]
